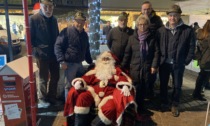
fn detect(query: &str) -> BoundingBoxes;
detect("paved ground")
[13,70,210,126]
[1,70,210,126]
[1,44,210,126]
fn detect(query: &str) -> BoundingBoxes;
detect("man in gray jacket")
[30,0,60,108]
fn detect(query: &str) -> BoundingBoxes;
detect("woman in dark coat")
[193,20,210,101]
[121,15,160,117]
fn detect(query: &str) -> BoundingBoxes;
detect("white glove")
[121,86,130,96]
[74,81,82,90]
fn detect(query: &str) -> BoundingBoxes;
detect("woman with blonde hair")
[193,20,210,101]
[121,15,160,119]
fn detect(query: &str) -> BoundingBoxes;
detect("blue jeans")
[64,62,85,100]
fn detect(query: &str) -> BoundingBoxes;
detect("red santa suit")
[64,52,137,125]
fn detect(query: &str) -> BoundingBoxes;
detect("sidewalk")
[1,70,210,126]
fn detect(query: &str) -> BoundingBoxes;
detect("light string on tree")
[88,0,101,59]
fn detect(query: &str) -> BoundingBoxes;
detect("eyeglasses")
[102,57,110,61]
[137,23,148,27]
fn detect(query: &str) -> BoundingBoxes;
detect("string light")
[88,0,101,59]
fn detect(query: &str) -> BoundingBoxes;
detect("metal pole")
[22,0,36,126]
[4,0,13,62]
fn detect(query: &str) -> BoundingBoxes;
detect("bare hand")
[151,67,157,74]
[60,62,68,70]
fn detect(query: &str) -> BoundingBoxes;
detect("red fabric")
[64,88,85,116]
[33,2,40,10]
[113,89,136,121]
[100,99,116,121]
[64,66,137,125]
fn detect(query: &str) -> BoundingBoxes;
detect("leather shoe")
[193,95,207,101]
[171,106,179,117]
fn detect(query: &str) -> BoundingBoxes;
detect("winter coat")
[156,22,196,67]
[30,10,59,60]
[107,26,134,62]
[121,29,160,84]
[103,26,112,36]
[140,10,163,33]
[54,26,92,64]
[196,35,210,69]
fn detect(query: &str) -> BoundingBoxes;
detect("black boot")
[74,114,90,126]
[120,104,136,126]
[67,116,74,126]
[193,75,206,101]
[91,116,106,126]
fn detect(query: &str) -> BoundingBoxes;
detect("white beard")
[95,61,115,83]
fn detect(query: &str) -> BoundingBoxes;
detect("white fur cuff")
[72,78,87,90]
[116,81,132,91]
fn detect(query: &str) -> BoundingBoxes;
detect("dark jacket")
[54,26,92,64]
[149,10,163,33]
[157,21,196,67]
[103,26,112,36]
[196,33,210,69]
[140,10,163,33]
[30,10,59,60]
[121,29,160,84]
[107,26,134,62]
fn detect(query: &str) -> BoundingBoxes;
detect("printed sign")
[4,103,21,120]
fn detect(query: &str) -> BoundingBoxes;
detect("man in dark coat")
[156,4,195,117]
[140,1,163,33]
[30,0,60,108]
[54,11,93,99]
[103,21,112,37]
[107,12,134,63]
[140,1,164,98]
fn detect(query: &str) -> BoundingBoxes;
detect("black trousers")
[193,69,210,96]
[159,63,185,106]
[36,58,60,100]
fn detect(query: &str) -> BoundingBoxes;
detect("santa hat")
[32,2,40,14]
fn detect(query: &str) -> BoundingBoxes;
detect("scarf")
[138,30,149,61]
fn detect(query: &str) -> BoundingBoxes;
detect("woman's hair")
[198,20,210,40]
[135,15,150,28]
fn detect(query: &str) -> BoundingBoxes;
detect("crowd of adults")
[29,0,210,125]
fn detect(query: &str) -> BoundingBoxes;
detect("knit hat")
[118,12,129,20]
[74,11,86,21]
[40,0,54,5]
[166,4,182,15]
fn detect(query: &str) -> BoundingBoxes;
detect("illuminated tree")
[88,0,101,59]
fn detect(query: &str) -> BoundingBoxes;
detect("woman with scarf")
[121,15,160,119]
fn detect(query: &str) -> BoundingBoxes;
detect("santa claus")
[64,51,137,126]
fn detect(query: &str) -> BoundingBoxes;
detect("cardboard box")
[0,56,38,126]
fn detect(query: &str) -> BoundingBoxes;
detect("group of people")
[29,0,210,125]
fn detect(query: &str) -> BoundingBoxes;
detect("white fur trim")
[114,75,119,81]
[98,109,112,125]
[85,69,96,76]
[72,78,87,90]
[112,69,116,74]
[97,95,114,124]
[87,86,101,106]
[116,102,137,125]
[98,96,113,109]
[121,72,132,83]
[116,81,132,90]
[74,106,90,114]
